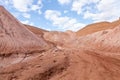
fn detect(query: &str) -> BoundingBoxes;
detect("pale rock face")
[43,31,77,48]
[76,25,120,53]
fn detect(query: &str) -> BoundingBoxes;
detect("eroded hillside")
[76,20,120,36]
[1,6,120,80]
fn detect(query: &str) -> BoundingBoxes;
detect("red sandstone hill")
[24,24,48,37]
[0,6,50,55]
[76,24,120,53]
[1,6,120,80]
[76,20,120,36]
[43,30,76,48]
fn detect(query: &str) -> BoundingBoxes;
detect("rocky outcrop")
[0,6,50,55]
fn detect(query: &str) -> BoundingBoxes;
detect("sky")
[0,0,120,31]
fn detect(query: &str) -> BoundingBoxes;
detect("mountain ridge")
[1,6,120,80]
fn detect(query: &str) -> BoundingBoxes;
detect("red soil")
[0,6,120,80]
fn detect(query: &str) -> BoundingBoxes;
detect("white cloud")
[21,20,34,25]
[3,0,43,20]
[83,0,120,22]
[58,0,71,5]
[37,0,42,5]
[21,20,29,24]
[38,10,42,14]
[0,0,12,6]
[71,0,120,22]
[45,10,61,20]
[4,0,10,5]
[45,10,85,31]
[31,5,40,11]
[12,0,33,12]
[22,13,31,18]
[64,10,68,14]
[11,0,43,14]
[71,0,99,14]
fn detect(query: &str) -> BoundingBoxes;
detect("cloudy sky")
[0,0,120,31]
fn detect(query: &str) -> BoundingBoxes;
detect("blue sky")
[0,0,120,31]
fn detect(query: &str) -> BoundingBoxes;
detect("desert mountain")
[76,20,120,36]
[1,6,120,80]
[76,24,120,53]
[0,6,50,55]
